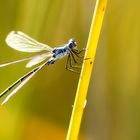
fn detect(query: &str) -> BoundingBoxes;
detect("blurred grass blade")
[66,0,107,139]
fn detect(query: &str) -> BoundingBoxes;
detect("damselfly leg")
[72,48,86,57]
[65,55,80,73]
[71,48,86,64]
[65,49,85,73]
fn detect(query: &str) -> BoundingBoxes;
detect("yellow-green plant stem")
[66,0,107,139]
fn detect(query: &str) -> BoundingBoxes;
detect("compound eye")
[53,54,56,58]
[52,49,56,53]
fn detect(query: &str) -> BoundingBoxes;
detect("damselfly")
[0,31,85,105]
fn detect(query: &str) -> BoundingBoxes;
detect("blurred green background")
[0,0,140,140]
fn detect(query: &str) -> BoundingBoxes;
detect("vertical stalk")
[66,0,107,139]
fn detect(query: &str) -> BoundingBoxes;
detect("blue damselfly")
[0,31,84,105]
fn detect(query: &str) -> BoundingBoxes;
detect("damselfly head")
[68,38,77,49]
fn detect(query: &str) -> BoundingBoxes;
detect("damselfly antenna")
[0,31,85,105]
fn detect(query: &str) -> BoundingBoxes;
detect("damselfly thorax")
[47,39,77,64]
[0,31,85,105]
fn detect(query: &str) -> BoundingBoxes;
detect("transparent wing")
[1,61,48,105]
[1,66,39,105]
[0,52,52,68]
[1,71,36,105]
[26,52,53,68]
[6,31,53,52]
[0,56,35,67]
